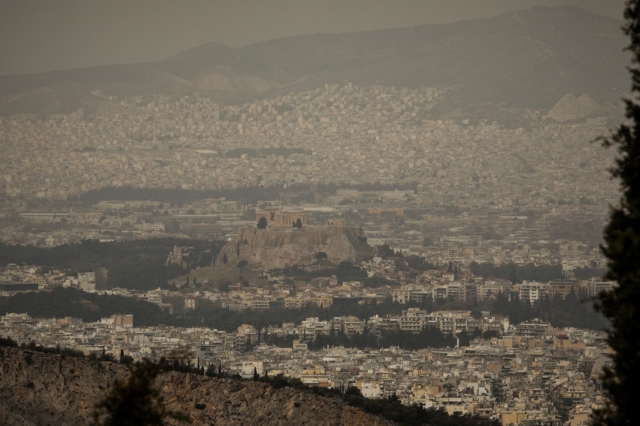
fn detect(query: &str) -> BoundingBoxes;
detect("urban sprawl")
[0,83,620,426]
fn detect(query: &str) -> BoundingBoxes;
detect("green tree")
[376,244,395,258]
[593,2,640,425]
[237,260,248,274]
[457,330,471,347]
[93,362,190,425]
[470,308,483,320]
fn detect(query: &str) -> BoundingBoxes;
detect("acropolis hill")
[217,215,374,269]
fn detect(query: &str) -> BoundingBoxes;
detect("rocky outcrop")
[192,72,281,94]
[217,226,374,269]
[544,93,603,122]
[0,347,392,426]
[192,72,236,92]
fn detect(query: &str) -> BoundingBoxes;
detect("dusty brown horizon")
[0,0,624,76]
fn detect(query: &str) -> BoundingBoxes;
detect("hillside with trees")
[0,239,222,291]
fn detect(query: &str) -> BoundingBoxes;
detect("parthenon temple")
[256,210,307,227]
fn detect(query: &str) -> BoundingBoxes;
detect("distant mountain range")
[0,6,629,119]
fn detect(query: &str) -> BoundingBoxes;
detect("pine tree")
[236,260,248,274]
[593,2,640,425]
[93,363,190,426]
[508,263,517,284]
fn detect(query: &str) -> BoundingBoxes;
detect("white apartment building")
[519,281,548,305]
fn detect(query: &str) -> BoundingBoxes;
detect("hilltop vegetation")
[77,182,417,205]
[0,288,172,326]
[0,239,222,291]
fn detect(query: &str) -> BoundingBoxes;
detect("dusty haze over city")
[0,0,625,75]
[0,1,630,425]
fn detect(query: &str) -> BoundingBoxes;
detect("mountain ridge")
[0,6,628,118]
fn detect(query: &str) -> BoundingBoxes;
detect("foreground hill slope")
[0,347,392,426]
[0,6,627,116]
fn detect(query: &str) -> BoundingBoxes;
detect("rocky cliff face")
[0,347,392,426]
[544,93,604,122]
[218,226,374,269]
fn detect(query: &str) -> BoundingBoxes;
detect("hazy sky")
[0,0,625,76]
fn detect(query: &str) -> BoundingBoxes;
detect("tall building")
[519,281,548,305]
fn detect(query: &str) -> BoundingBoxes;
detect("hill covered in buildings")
[0,6,627,122]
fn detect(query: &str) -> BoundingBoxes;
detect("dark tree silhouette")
[295,218,303,228]
[222,253,228,264]
[257,217,268,229]
[93,362,190,425]
[236,260,248,274]
[594,2,640,425]
[376,244,395,258]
